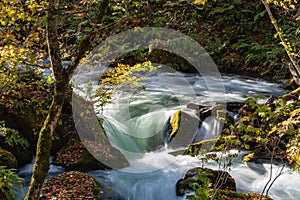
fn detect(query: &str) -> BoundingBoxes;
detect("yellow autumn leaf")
[192,0,208,5]
[34,37,40,42]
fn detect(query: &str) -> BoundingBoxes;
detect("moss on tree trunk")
[24,0,109,198]
[25,83,67,199]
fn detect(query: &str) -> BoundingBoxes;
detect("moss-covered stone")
[213,190,273,200]
[0,149,17,169]
[176,167,236,196]
[168,110,200,149]
[185,138,219,156]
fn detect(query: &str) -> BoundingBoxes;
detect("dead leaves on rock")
[41,171,98,200]
[54,139,85,167]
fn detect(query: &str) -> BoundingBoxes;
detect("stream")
[17,70,300,200]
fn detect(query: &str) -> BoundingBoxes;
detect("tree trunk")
[25,0,66,198]
[262,0,300,85]
[24,82,67,200]
[25,0,109,198]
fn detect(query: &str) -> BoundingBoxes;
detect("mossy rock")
[0,144,32,167]
[212,190,273,200]
[0,92,73,159]
[0,149,17,169]
[168,110,200,149]
[176,167,236,196]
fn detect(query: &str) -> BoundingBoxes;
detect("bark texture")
[25,0,109,199]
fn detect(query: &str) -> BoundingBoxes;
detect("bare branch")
[66,0,110,79]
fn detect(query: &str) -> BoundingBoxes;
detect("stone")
[41,171,124,199]
[176,167,236,196]
[53,139,129,171]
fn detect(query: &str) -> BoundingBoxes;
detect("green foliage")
[114,0,298,79]
[0,67,52,124]
[0,121,29,149]
[187,175,212,200]
[0,166,23,200]
[215,88,300,168]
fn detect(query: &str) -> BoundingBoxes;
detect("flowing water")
[17,70,300,200]
[16,157,65,199]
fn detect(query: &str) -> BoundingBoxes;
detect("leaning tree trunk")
[24,82,68,199]
[262,0,300,85]
[25,0,109,198]
[24,0,65,198]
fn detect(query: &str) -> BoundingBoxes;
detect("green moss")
[185,138,219,156]
[216,190,272,199]
[170,110,181,139]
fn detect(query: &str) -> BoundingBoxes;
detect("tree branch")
[66,0,110,79]
[47,0,63,81]
[261,0,300,85]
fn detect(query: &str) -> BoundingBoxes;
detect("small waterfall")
[203,152,300,200]
[102,109,175,160]
[193,115,224,143]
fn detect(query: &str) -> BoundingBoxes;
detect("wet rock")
[187,103,226,121]
[68,94,130,170]
[176,167,236,196]
[53,139,129,171]
[167,110,200,149]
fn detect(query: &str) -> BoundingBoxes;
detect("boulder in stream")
[53,138,129,171]
[176,167,236,196]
